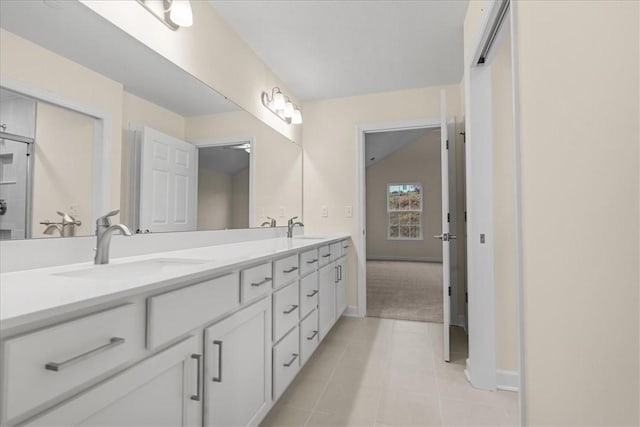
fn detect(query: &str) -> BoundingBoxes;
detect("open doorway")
[365,128,444,323]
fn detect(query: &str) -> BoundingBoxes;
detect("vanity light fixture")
[136,0,193,30]
[261,87,302,125]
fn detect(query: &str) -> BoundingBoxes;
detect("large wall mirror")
[0,1,302,240]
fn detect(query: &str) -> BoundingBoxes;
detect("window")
[387,183,423,240]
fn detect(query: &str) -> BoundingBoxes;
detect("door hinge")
[447,213,450,223]
[446,139,449,150]
[464,211,467,222]
[448,286,451,297]
[465,292,468,303]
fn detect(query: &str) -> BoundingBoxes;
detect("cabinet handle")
[306,290,319,297]
[338,265,342,281]
[343,244,350,249]
[44,337,125,372]
[307,330,319,340]
[190,354,202,401]
[212,340,223,383]
[251,277,272,287]
[283,266,298,273]
[322,254,331,258]
[283,304,298,314]
[335,266,339,283]
[283,353,299,367]
[306,259,318,264]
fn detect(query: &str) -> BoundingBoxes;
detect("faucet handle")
[96,209,120,227]
[288,216,298,225]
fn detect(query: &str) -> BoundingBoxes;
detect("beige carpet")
[366,260,443,323]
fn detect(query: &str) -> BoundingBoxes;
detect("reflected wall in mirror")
[0,0,302,239]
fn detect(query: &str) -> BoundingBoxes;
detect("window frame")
[386,182,424,241]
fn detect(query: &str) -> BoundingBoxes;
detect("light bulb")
[169,0,193,27]
[283,101,294,118]
[292,109,302,124]
[273,91,285,110]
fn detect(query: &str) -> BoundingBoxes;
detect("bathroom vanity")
[0,236,351,426]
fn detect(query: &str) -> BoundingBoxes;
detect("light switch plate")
[321,205,328,217]
[279,206,286,217]
[258,207,265,219]
[344,205,353,217]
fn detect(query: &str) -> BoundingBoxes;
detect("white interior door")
[139,127,197,233]
[439,90,451,362]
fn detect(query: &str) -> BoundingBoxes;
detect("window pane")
[410,212,421,226]
[389,213,400,226]
[409,226,420,238]
[400,226,411,238]
[389,225,399,238]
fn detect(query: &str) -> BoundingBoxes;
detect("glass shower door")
[0,137,31,240]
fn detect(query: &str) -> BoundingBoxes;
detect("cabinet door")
[318,263,336,339]
[336,257,348,318]
[205,298,271,427]
[25,336,201,427]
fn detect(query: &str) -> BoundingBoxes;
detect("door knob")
[433,233,456,242]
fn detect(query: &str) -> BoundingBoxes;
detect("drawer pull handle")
[212,340,223,382]
[190,354,202,401]
[322,254,331,258]
[306,290,319,297]
[283,353,299,367]
[283,266,298,273]
[283,304,298,314]
[251,277,272,287]
[343,245,350,249]
[307,330,319,340]
[45,337,125,372]
[306,259,318,264]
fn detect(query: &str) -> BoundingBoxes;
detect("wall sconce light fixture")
[136,0,193,30]
[262,87,302,125]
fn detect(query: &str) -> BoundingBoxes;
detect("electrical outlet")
[344,205,353,217]
[69,204,79,216]
[321,205,328,217]
[279,206,286,217]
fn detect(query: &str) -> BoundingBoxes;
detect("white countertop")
[0,235,348,332]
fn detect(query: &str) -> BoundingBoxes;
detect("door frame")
[191,136,256,227]
[0,77,112,232]
[355,116,447,317]
[465,0,524,415]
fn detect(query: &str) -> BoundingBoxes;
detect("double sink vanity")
[0,235,351,426]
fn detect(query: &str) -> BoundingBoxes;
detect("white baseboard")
[496,369,520,392]
[367,256,443,263]
[343,305,361,317]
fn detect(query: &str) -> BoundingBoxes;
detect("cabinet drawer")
[299,248,319,276]
[273,281,299,342]
[273,255,299,288]
[2,304,140,423]
[300,310,319,365]
[273,326,300,400]
[241,262,273,302]
[329,242,343,261]
[147,273,239,349]
[318,245,331,266]
[300,271,318,318]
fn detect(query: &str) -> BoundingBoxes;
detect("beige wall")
[0,29,124,223]
[32,103,93,237]
[513,1,639,423]
[122,92,185,140]
[303,85,465,307]
[232,168,250,229]
[366,131,442,260]
[81,0,302,144]
[186,111,303,227]
[197,167,232,231]
[491,29,518,373]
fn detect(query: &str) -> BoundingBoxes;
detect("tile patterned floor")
[261,317,518,427]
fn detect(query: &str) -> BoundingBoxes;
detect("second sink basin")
[55,258,211,281]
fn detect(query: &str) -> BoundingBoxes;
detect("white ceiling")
[199,145,250,175]
[0,0,238,116]
[365,127,438,168]
[210,0,468,101]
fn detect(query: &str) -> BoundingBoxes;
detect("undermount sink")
[291,236,326,241]
[54,258,210,281]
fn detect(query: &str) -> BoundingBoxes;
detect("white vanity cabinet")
[0,236,351,427]
[204,298,271,427]
[23,335,201,427]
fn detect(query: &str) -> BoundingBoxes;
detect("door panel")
[440,89,451,362]
[318,263,336,339]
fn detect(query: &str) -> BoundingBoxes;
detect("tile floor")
[261,317,518,427]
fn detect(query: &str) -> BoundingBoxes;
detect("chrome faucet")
[94,209,132,265]
[40,211,82,237]
[261,217,277,227]
[286,216,304,238]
